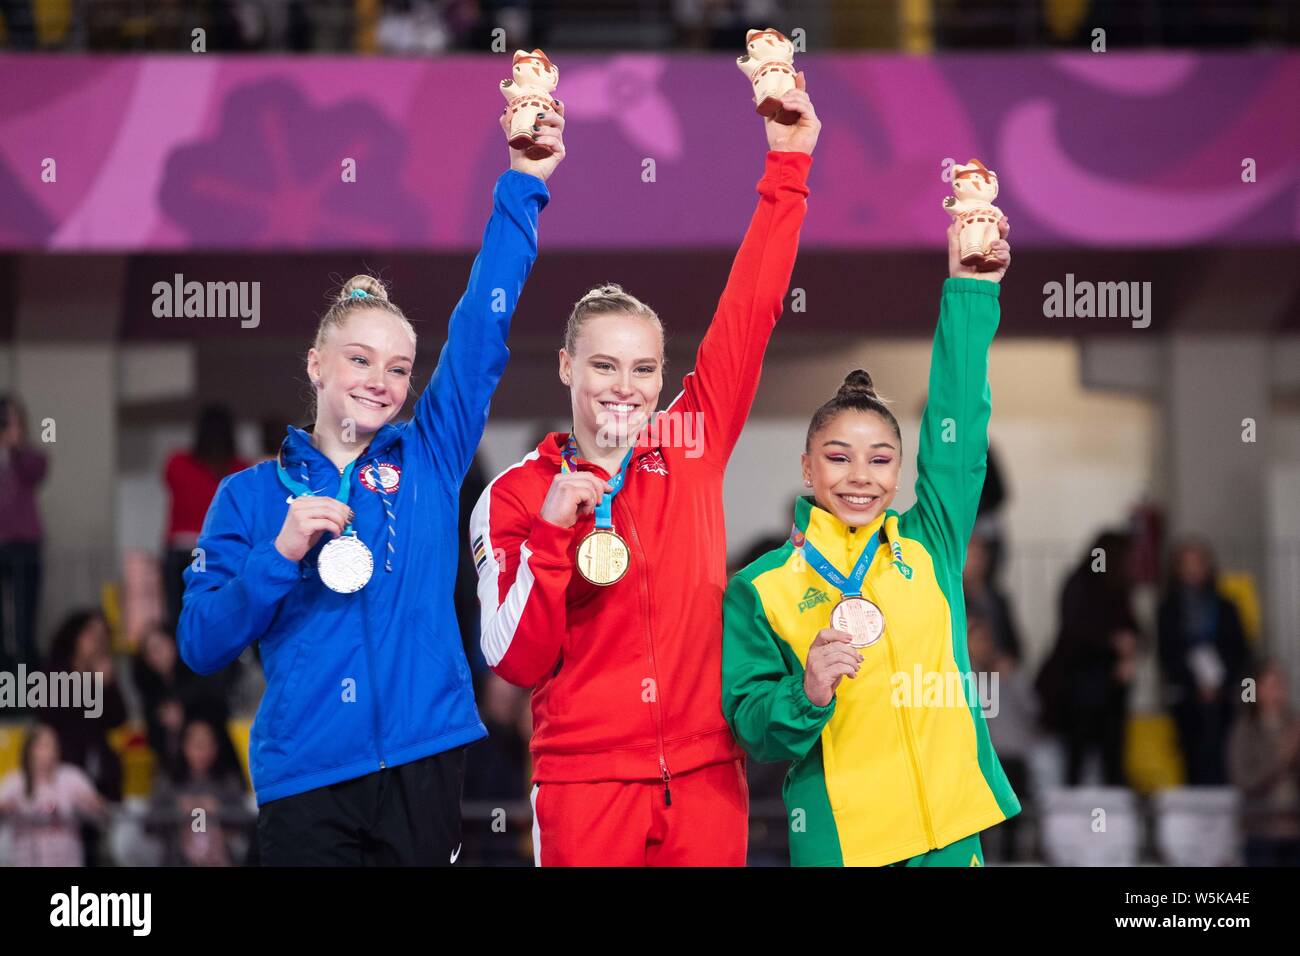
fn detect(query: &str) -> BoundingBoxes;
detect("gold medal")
[576,529,630,586]
[831,597,885,648]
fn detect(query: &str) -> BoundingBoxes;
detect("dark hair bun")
[835,369,877,402]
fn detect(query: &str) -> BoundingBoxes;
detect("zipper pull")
[660,759,672,807]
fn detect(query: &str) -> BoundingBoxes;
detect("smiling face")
[560,311,664,451]
[307,309,415,438]
[802,409,902,528]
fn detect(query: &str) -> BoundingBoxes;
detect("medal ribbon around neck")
[799,535,876,600]
[277,447,374,592]
[560,435,637,531]
[276,448,360,533]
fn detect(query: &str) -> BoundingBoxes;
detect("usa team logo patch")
[360,461,401,494]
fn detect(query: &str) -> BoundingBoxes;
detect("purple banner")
[1,52,1296,251]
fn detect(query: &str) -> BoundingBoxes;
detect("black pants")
[1173,699,1231,786]
[0,541,41,667]
[257,748,466,866]
[1063,685,1129,787]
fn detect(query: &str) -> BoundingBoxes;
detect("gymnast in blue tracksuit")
[178,112,565,865]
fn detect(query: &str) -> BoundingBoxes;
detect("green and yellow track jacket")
[722,277,1021,866]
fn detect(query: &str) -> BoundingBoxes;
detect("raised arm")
[409,110,565,489]
[679,78,819,467]
[178,475,301,675]
[904,219,1010,571]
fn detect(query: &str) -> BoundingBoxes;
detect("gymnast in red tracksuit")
[470,77,819,866]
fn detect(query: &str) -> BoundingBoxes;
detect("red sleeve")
[677,150,811,467]
[470,479,576,688]
[163,452,184,490]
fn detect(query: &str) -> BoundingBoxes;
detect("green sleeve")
[723,572,836,763]
[905,276,1001,570]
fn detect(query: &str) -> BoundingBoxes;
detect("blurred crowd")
[1,0,1297,52]
[0,397,1296,866]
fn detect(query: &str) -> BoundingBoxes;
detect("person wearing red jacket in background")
[162,404,250,628]
[470,76,820,866]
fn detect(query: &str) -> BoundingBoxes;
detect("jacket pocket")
[264,640,308,741]
[408,611,472,693]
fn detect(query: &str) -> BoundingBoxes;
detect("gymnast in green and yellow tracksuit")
[722,217,1020,867]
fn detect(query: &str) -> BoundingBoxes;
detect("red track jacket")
[471,150,811,784]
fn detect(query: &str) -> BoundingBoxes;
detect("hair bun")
[339,275,389,303]
[836,369,878,402]
[579,282,625,303]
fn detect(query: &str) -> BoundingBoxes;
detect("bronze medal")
[576,529,630,586]
[831,596,884,648]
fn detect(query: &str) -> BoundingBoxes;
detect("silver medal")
[318,533,374,594]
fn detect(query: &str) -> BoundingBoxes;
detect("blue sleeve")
[409,170,550,488]
[177,474,301,675]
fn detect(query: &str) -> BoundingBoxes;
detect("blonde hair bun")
[339,275,390,303]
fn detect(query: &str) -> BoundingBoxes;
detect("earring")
[804,479,812,487]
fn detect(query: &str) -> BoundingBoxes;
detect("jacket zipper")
[860,526,937,849]
[340,457,387,771]
[616,495,672,806]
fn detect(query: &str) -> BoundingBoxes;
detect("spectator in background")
[162,404,249,628]
[463,670,532,865]
[1035,530,1140,786]
[259,416,291,463]
[1158,537,1250,786]
[1229,660,1300,866]
[376,0,452,53]
[963,530,1022,664]
[674,0,786,50]
[972,443,1009,581]
[0,0,36,49]
[0,724,106,866]
[42,610,129,805]
[968,611,1036,862]
[148,717,248,866]
[0,394,48,669]
[132,621,242,788]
